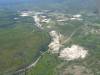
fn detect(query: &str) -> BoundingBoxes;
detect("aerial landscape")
[0,0,100,75]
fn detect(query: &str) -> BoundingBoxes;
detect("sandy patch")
[60,65,93,75]
[20,11,32,17]
[48,31,63,53]
[33,15,43,29]
[59,45,88,60]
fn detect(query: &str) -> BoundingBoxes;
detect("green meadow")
[0,11,50,74]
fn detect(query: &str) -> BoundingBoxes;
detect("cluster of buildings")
[56,14,83,22]
[37,13,50,23]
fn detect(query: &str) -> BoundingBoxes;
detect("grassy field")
[0,11,50,75]
[0,9,100,75]
[27,53,61,75]
[27,16,100,75]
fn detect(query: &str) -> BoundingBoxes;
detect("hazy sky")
[0,0,97,11]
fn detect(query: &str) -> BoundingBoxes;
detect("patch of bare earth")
[59,65,94,75]
[48,30,64,53]
[59,45,88,60]
[48,31,88,60]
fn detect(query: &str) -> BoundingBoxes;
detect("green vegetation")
[0,11,50,75]
[70,30,100,75]
[27,17,100,75]
[27,53,61,75]
[0,5,100,75]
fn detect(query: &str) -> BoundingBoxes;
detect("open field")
[0,11,50,75]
